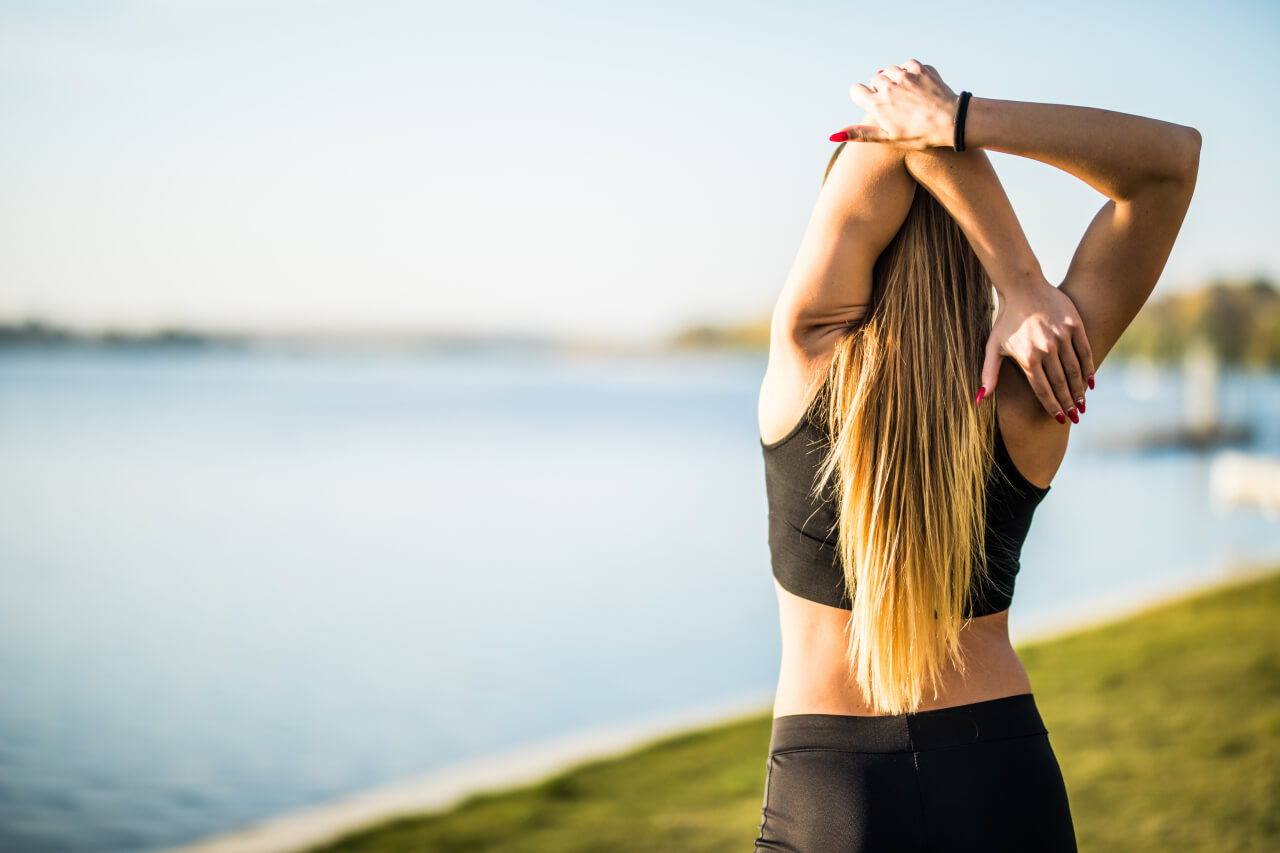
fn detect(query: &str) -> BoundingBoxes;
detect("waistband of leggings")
[768,692,1047,754]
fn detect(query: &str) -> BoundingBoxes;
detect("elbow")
[1171,126,1201,187]
[1179,126,1202,177]
[1117,125,1201,202]
[1136,125,1200,199]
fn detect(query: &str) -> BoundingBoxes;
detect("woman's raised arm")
[770,139,917,361]
[834,59,1201,422]
[962,96,1200,372]
[962,98,1198,202]
[900,146,1096,420]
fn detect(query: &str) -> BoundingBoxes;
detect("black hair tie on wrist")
[953,91,972,152]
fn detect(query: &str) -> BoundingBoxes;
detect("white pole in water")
[1183,337,1220,439]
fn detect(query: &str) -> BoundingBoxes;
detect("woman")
[755,61,1200,851]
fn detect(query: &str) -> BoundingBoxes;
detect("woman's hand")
[982,277,1096,425]
[830,60,959,150]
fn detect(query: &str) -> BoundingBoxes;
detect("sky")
[1,0,1276,344]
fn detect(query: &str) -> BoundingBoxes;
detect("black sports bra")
[760,390,1050,618]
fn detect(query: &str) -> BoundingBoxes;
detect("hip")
[755,692,1078,852]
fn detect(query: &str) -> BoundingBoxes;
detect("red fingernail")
[829,130,849,142]
[1055,411,1066,425]
[878,69,884,74]
[975,386,986,405]
[1087,375,1095,390]
[1076,397,1086,414]
[1067,407,1079,424]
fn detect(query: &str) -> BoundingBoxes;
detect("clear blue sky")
[1,0,1275,343]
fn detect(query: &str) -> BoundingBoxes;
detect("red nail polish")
[1067,407,1079,424]
[1055,411,1066,425]
[1077,398,1086,414]
[878,69,884,74]
[830,131,849,142]
[975,386,986,405]
[1087,375,1095,390]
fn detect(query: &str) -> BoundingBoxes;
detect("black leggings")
[753,693,1077,852]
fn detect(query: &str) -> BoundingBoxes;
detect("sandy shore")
[163,558,1276,853]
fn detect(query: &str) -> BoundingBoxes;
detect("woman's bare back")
[759,335,1066,716]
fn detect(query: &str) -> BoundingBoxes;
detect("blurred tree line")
[1107,276,1279,367]
[0,320,217,348]
[668,318,770,351]
[671,277,1280,368]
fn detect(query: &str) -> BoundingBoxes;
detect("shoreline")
[159,691,775,853]
[162,558,1279,853]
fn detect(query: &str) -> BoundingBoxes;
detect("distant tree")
[1108,277,1280,368]
[669,319,770,351]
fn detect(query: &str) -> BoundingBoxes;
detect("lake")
[0,347,1276,852]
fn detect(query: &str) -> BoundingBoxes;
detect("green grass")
[306,566,1280,852]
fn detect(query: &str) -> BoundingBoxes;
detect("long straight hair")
[813,142,998,714]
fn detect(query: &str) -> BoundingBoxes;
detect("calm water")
[1,347,1277,852]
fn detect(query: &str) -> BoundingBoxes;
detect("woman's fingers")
[845,69,947,150]
[977,335,1004,404]
[878,65,905,83]
[881,60,930,84]
[1072,318,1097,391]
[830,124,890,143]
[1023,357,1064,423]
[849,82,877,107]
[988,283,1096,423]
[843,85,886,142]
[1041,348,1077,423]
[1055,331,1086,413]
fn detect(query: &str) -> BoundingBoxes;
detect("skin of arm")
[776,132,1092,420]
[771,140,917,359]
[962,98,1199,202]
[900,146,1095,416]
[902,147,1043,289]
[960,96,1201,373]
[839,60,1200,421]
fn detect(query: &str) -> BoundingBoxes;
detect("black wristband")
[953,91,972,152]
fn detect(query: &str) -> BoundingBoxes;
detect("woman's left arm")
[771,139,918,361]
[902,146,1096,420]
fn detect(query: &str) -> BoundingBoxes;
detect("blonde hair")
[813,142,997,714]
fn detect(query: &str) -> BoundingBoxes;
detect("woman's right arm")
[964,97,1201,371]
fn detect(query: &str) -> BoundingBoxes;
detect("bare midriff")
[771,580,1033,718]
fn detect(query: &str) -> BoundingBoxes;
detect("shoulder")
[992,358,1071,491]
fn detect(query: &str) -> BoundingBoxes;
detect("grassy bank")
[308,567,1280,852]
